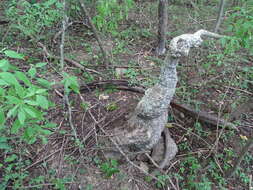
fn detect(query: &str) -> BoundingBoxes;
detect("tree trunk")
[114,30,224,161]
[155,0,168,55]
[214,0,226,33]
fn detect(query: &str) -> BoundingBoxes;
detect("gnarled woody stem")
[115,30,224,152]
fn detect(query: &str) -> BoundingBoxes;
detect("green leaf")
[40,128,52,135]
[25,87,36,98]
[36,95,49,109]
[4,50,24,60]
[0,79,9,86]
[7,104,19,118]
[0,143,11,150]
[0,72,19,86]
[35,62,47,68]
[0,88,4,96]
[15,83,26,98]
[28,67,37,78]
[36,89,47,94]
[0,111,5,125]
[24,106,43,119]
[23,106,37,118]
[23,128,37,143]
[36,78,53,88]
[0,137,11,150]
[0,59,10,71]
[5,154,18,162]
[110,159,118,167]
[43,0,57,7]
[11,119,22,134]
[6,96,22,104]
[0,137,8,143]
[15,71,31,86]
[24,100,38,106]
[18,108,26,124]
[44,122,57,128]
[62,73,79,94]
[40,135,48,144]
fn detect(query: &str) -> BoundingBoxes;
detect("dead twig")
[57,137,68,178]
[37,42,102,75]
[24,149,61,171]
[145,152,161,169]
[225,86,253,96]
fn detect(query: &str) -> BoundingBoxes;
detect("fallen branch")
[37,42,102,75]
[78,79,237,131]
[53,79,237,131]
[171,102,238,131]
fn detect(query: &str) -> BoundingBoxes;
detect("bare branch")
[170,29,224,57]
[60,0,78,140]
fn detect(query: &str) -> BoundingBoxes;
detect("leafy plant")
[5,0,62,39]
[194,122,208,137]
[106,102,118,111]
[0,50,54,144]
[0,155,30,189]
[81,101,91,111]
[93,0,134,34]
[62,72,80,94]
[99,159,120,178]
[155,173,169,189]
[223,1,253,54]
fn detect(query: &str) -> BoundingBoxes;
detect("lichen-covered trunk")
[116,56,178,150]
[156,0,168,55]
[115,29,223,155]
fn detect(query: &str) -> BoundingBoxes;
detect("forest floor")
[0,1,253,190]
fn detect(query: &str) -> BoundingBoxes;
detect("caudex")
[114,29,224,169]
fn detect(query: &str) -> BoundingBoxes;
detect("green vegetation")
[93,0,134,34]
[99,159,120,178]
[6,0,62,40]
[0,0,252,189]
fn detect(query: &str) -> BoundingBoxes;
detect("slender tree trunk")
[156,0,168,55]
[78,0,110,68]
[214,0,226,33]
